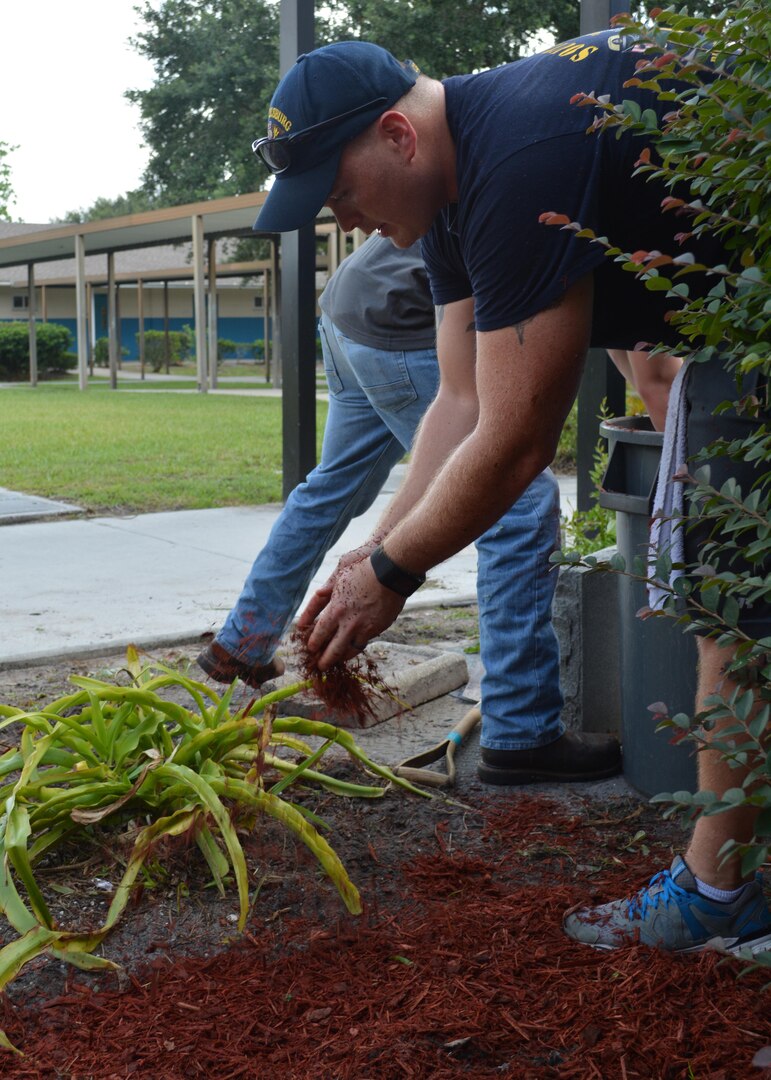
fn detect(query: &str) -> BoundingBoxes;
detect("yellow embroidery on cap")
[268,107,293,133]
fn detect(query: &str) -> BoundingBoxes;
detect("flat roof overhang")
[0,191,273,268]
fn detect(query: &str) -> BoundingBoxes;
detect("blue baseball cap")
[252,42,419,233]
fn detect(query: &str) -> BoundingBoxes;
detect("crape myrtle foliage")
[547,0,771,888]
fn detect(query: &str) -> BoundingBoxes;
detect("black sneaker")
[197,640,284,688]
[478,730,621,785]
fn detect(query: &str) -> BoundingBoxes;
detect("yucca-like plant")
[0,647,427,1053]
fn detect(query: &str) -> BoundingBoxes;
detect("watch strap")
[370,544,426,598]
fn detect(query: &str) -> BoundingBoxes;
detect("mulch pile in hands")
[2,794,770,1079]
[290,626,392,725]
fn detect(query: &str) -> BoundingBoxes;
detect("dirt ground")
[0,606,769,1079]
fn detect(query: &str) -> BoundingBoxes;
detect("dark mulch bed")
[1,788,768,1080]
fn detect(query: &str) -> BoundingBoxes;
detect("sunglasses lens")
[254,138,291,174]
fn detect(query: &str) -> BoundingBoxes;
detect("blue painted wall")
[90,294,267,360]
[3,310,269,361]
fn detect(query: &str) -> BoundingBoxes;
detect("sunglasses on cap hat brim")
[252,96,388,175]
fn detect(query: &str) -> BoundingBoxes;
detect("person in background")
[608,349,682,432]
[198,233,621,785]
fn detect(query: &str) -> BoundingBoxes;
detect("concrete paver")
[0,487,81,523]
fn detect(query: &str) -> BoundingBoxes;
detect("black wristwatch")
[370,544,426,598]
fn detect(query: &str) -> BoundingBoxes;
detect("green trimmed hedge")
[0,322,74,378]
[138,329,193,372]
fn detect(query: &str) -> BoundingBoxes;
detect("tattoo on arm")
[513,321,527,345]
[511,298,562,345]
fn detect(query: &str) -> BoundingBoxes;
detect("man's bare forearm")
[381,277,593,573]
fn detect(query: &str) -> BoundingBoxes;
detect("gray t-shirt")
[318,234,436,351]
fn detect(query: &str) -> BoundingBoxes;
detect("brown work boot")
[477,730,621,786]
[197,640,284,688]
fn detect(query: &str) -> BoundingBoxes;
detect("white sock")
[694,875,749,903]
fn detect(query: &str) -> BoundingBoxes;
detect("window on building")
[12,295,29,310]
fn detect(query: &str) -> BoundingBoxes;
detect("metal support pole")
[108,252,118,389]
[279,0,316,499]
[327,229,339,279]
[137,278,146,379]
[262,266,271,378]
[27,263,37,388]
[574,0,628,509]
[207,237,218,390]
[192,213,208,392]
[270,239,281,388]
[75,234,88,391]
[163,280,170,373]
[579,0,628,34]
[86,283,93,375]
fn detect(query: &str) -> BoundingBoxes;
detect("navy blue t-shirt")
[421,30,723,350]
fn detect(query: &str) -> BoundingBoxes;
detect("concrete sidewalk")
[0,470,577,667]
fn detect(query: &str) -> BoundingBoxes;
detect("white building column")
[207,237,218,390]
[192,213,208,392]
[27,262,37,387]
[75,234,88,390]
[108,252,118,389]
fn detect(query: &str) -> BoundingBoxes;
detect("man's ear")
[376,111,417,161]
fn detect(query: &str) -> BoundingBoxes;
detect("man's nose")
[330,205,359,234]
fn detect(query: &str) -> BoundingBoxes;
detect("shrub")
[0,322,74,378]
[93,337,128,366]
[139,329,193,372]
[551,0,771,906]
[93,337,109,366]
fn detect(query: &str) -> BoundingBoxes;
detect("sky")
[2,0,156,223]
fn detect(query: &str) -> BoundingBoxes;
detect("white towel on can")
[648,360,692,610]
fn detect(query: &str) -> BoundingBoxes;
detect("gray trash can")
[599,416,698,797]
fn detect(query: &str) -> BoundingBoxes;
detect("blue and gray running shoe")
[563,855,771,954]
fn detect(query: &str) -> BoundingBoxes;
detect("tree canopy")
[123,0,579,211]
[326,0,579,79]
[126,0,282,207]
[58,190,158,224]
[0,142,16,222]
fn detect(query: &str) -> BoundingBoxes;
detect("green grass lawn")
[0,385,327,514]
[1,380,585,516]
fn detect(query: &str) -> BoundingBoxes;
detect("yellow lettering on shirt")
[542,41,600,62]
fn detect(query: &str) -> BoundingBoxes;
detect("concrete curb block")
[270,641,469,729]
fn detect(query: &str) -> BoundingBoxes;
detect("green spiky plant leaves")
[0,647,428,1054]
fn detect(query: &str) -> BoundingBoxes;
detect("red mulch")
[2,796,769,1079]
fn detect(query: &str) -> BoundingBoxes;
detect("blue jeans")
[218,312,563,750]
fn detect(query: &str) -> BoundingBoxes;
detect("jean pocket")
[363,375,419,414]
[319,321,344,396]
[342,343,419,413]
